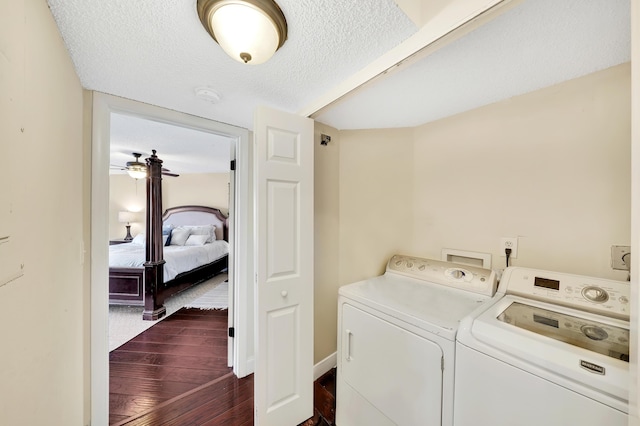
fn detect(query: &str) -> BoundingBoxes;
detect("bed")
[108,205,229,317]
[108,150,228,320]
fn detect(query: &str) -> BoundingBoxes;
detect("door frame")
[631,0,639,419]
[90,92,253,424]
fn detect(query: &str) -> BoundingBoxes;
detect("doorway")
[107,112,232,351]
[90,92,254,425]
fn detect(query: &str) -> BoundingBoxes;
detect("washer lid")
[339,273,494,340]
[462,295,629,402]
[498,301,629,362]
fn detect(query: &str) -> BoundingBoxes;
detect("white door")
[254,106,314,425]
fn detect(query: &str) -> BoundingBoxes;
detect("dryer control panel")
[501,267,630,320]
[386,255,497,297]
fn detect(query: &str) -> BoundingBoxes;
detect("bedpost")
[142,150,167,321]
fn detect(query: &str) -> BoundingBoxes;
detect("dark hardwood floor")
[110,308,253,425]
[109,307,336,425]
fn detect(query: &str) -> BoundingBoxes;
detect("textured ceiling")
[47,0,417,131]
[48,0,630,168]
[315,0,630,129]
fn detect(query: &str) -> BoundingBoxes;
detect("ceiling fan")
[111,152,180,179]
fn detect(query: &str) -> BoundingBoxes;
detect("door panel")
[267,180,298,278]
[266,305,298,408]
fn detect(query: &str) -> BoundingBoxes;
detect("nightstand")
[109,239,131,245]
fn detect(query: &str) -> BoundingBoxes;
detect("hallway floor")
[110,306,336,425]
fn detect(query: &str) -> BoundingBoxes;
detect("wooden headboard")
[162,205,229,241]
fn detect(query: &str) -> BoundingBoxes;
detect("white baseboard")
[314,352,337,381]
[237,354,333,381]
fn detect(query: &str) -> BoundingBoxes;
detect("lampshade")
[197,0,288,65]
[118,211,137,224]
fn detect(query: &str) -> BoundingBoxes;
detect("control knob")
[581,325,608,341]
[581,286,609,303]
[451,270,465,279]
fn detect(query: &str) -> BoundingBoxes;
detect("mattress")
[109,240,229,282]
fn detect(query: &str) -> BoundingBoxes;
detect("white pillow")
[132,233,170,245]
[185,234,208,246]
[169,227,191,246]
[131,234,145,245]
[184,224,216,242]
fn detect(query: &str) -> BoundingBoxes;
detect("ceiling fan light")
[126,163,147,179]
[198,0,287,65]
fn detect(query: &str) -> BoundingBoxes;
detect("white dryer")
[336,255,498,426]
[454,267,629,426]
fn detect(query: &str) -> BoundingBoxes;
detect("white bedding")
[109,240,229,282]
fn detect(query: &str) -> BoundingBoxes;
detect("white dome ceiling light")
[197,0,288,65]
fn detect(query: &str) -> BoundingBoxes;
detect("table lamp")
[118,211,137,241]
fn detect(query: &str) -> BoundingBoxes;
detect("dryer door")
[340,303,443,425]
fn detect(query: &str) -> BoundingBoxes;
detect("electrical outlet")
[500,237,518,259]
[611,245,630,271]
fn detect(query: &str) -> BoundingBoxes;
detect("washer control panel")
[386,254,497,296]
[502,267,630,319]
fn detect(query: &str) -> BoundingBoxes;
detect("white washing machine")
[336,255,499,426]
[454,267,629,426]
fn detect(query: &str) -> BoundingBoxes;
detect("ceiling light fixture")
[197,0,288,65]
[126,153,147,179]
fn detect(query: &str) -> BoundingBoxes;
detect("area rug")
[109,272,228,351]
[184,281,228,310]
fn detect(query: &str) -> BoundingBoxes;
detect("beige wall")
[109,172,230,240]
[313,122,340,363]
[163,173,230,214]
[0,1,87,424]
[109,175,146,239]
[338,128,415,284]
[313,63,631,363]
[411,63,630,280]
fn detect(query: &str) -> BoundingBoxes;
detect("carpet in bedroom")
[109,272,228,351]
